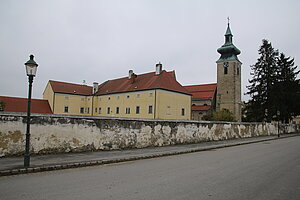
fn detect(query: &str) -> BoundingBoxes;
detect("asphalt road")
[0,136,299,200]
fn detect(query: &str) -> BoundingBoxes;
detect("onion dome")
[217,22,241,62]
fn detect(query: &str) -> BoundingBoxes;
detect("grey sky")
[0,0,299,101]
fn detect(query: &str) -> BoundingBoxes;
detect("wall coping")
[0,112,278,126]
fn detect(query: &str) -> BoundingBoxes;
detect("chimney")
[129,71,137,84]
[93,82,99,94]
[128,70,134,79]
[155,62,162,75]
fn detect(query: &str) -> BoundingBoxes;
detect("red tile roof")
[191,105,212,111]
[184,83,217,100]
[0,96,52,114]
[96,70,191,95]
[49,80,93,95]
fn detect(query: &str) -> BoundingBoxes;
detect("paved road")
[0,136,299,200]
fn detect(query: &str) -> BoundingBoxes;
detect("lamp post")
[24,55,38,168]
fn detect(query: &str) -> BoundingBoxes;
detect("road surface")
[0,136,299,200]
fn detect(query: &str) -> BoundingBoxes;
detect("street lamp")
[24,55,38,167]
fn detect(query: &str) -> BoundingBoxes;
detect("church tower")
[216,21,242,121]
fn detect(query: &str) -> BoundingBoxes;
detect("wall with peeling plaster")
[0,113,299,157]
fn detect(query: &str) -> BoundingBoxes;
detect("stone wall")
[0,113,299,157]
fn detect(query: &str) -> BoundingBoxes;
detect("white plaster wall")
[0,113,299,157]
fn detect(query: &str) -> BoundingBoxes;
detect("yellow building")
[43,63,191,120]
[43,81,93,116]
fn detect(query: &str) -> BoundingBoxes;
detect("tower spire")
[217,20,241,62]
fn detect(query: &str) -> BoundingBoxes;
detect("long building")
[43,63,192,120]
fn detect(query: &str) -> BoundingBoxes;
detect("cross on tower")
[227,17,230,25]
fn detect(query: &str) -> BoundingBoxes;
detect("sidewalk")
[1,133,299,177]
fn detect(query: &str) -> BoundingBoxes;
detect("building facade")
[43,81,93,116]
[43,63,191,120]
[184,83,217,121]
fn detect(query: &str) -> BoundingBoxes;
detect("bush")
[203,109,236,122]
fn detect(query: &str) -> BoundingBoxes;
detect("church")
[186,21,242,121]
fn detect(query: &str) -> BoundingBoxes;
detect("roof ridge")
[184,83,217,87]
[0,96,47,101]
[49,80,93,88]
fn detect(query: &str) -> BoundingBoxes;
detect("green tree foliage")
[203,109,236,122]
[272,53,300,122]
[246,39,278,122]
[245,39,300,122]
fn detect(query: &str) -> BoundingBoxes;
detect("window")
[64,106,69,113]
[136,106,140,114]
[127,95,130,99]
[137,94,140,98]
[80,107,84,114]
[98,107,101,114]
[117,96,120,100]
[237,66,239,75]
[107,107,110,114]
[116,107,120,114]
[224,66,228,74]
[95,108,98,113]
[108,97,111,100]
[86,107,90,114]
[181,108,185,116]
[126,107,131,114]
[166,106,171,115]
[204,103,208,106]
[148,105,153,114]
[224,62,228,74]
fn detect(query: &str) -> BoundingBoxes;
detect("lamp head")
[25,55,38,76]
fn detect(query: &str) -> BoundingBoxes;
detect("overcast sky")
[0,0,299,101]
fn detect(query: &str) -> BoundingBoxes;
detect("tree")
[242,101,257,122]
[246,39,278,122]
[273,53,300,123]
[245,39,300,122]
